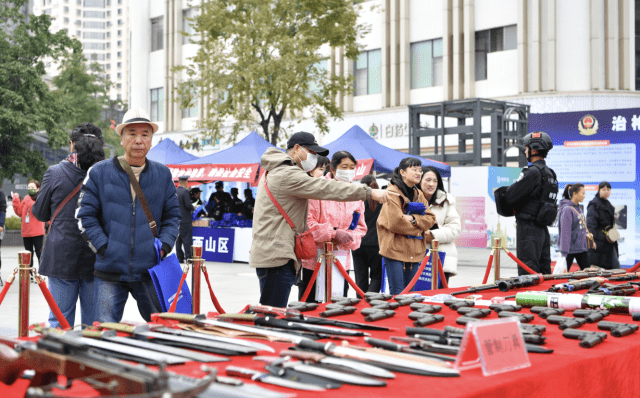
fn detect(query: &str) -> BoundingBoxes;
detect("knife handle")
[225,366,261,379]
[280,349,325,362]
[298,339,329,352]
[99,322,135,334]
[156,312,200,322]
[364,337,400,352]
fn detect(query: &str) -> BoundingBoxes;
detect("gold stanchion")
[18,250,31,337]
[494,237,501,282]
[324,242,334,303]
[191,242,203,314]
[431,240,440,290]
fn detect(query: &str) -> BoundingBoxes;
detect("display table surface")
[4,279,640,397]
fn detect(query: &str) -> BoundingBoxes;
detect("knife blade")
[255,316,370,337]
[225,366,325,391]
[280,349,395,379]
[253,356,386,386]
[298,340,460,377]
[153,327,275,353]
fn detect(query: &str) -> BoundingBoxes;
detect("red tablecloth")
[4,280,640,397]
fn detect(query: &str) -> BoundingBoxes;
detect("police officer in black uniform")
[505,132,558,275]
[175,175,194,263]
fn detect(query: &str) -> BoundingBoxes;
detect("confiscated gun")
[451,274,544,296]
[548,277,607,293]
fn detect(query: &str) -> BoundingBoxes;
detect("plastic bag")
[553,256,567,274]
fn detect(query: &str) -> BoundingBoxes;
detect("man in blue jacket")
[76,108,180,322]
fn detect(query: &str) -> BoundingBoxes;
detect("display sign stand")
[455,317,531,376]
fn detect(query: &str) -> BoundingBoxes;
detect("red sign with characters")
[455,317,530,376]
[166,163,260,183]
[354,159,374,180]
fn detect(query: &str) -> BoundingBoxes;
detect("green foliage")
[178,0,368,145]
[0,0,81,182]
[4,216,21,230]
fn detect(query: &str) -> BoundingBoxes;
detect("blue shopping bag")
[148,238,193,313]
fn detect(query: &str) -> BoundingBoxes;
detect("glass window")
[150,88,164,122]
[64,17,69,23]
[182,9,194,45]
[117,40,121,47]
[411,41,432,89]
[353,49,381,96]
[84,21,105,28]
[504,25,517,50]
[64,6,69,12]
[118,8,122,15]
[307,59,328,96]
[475,30,489,81]
[83,10,105,18]
[76,9,81,16]
[151,17,163,51]
[83,42,105,50]
[83,0,105,7]
[118,29,122,36]
[83,31,105,39]
[475,25,517,81]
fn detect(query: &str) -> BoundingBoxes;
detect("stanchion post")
[18,251,31,337]
[493,237,501,282]
[431,240,440,290]
[191,242,203,315]
[324,242,334,303]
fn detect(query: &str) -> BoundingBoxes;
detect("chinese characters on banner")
[354,159,374,180]
[166,163,260,183]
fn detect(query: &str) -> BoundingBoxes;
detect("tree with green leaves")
[179,0,368,145]
[0,0,80,181]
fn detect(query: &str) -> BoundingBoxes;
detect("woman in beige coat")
[420,166,461,284]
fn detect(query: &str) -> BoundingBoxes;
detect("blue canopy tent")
[181,131,281,166]
[323,125,451,177]
[147,138,199,164]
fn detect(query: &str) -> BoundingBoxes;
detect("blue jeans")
[95,277,163,322]
[384,257,419,295]
[47,278,95,328]
[256,260,296,308]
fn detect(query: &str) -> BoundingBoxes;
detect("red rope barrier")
[626,260,640,273]
[482,253,494,284]
[201,267,226,314]
[0,280,12,307]
[36,279,71,330]
[503,249,538,275]
[437,257,448,289]
[333,258,365,298]
[400,252,431,295]
[300,259,323,303]
[168,270,189,313]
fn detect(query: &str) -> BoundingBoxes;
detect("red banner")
[166,163,260,183]
[355,158,374,180]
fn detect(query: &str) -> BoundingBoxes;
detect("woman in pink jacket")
[297,151,367,302]
[12,180,46,271]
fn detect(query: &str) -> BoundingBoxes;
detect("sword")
[153,327,275,353]
[279,349,395,379]
[80,329,228,363]
[255,316,370,337]
[253,356,387,386]
[157,313,313,344]
[98,323,258,356]
[365,337,456,362]
[297,340,460,377]
[284,314,393,331]
[225,366,325,391]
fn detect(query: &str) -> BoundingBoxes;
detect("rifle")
[0,332,214,396]
[451,274,544,296]
[547,277,607,293]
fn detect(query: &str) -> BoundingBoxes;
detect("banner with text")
[167,163,259,183]
[192,227,235,263]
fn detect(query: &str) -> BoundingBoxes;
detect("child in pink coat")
[298,151,367,302]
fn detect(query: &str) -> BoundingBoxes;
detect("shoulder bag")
[43,183,83,248]
[263,171,316,260]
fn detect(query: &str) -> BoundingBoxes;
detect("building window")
[75,19,81,25]
[117,83,121,89]
[83,21,105,28]
[106,53,110,59]
[106,32,110,38]
[150,88,164,122]
[76,30,81,37]
[118,0,122,3]
[151,17,163,51]
[182,89,198,118]
[117,61,121,68]
[76,0,81,4]
[118,29,122,36]
[83,10,106,18]
[106,63,111,69]
[353,49,381,96]
[307,59,328,96]
[118,8,122,15]
[117,51,121,57]
[117,72,121,79]
[83,31,105,39]
[64,17,69,23]
[118,19,123,25]
[182,9,195,45]
[64,6,69,13]
[117,94,122,100]
[84,0,105,7]
[106,11,111,17]
[106,42,110,48]
[410,38,443,89]
[475,25,517,81]
[76,9,81,16]
[83,42,105,50]
[117,40,121,47]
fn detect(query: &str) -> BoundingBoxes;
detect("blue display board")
[192,227,235,263]
[530,108,638,266]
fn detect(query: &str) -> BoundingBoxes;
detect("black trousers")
[516,220,551,275]
[23,236,44,269]
[175,223,193,263]
[566,252,589,270]
[352,245,382,297]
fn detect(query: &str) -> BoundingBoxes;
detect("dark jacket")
[360,200,381,247]
[587,196,617,268]
[32,161,95,279]
[176,186,194,224]
[0,191,6,228]
[76,157,180,282]
[242,196,255,220]
[505,160,556,224]
[557,199,588,256]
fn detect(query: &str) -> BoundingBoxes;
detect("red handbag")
[263,172,316,260]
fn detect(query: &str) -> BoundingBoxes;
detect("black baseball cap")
[286,132,329,156]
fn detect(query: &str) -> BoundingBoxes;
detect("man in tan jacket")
[251,132,393,307]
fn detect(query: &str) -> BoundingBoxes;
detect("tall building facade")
[129,0,640,156]
[34,0,130,101]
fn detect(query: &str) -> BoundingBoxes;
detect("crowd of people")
[0,107,625,326]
